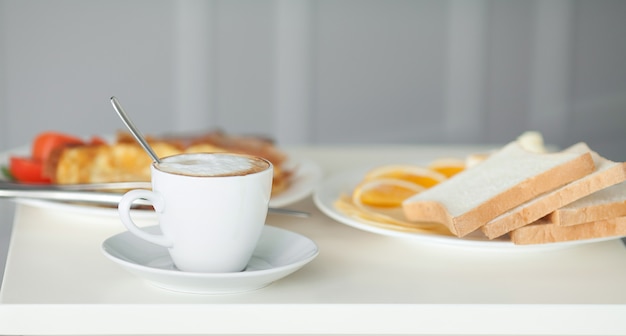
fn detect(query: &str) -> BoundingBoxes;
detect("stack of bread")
[402,132,626,245]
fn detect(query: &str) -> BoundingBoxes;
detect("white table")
[1,145,626,335]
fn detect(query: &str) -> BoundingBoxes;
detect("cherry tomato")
[32,132,84,163]
[9,156,51,183]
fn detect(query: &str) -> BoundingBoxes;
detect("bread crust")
[510,216,626,245]
[547,181,626,227]
[481,151,626,239]
[402,141,596,237]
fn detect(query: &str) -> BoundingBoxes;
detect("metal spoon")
[110,96,161,163]
[108,96,309,218]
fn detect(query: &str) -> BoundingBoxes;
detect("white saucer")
[102,225,319,294]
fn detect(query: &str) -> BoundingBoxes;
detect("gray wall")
[1,0,626,280]
[1,0,625,155]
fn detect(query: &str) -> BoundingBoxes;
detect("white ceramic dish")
[313,167,622,252]
[102,225,319,294]
[1,147,322,215]
[267,156,323,208]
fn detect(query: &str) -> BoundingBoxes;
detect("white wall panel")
[443,0,487,143]
[483,1,534,142]
[0,0,178,147]
[212,0,274,137]
[313,0,448,144]
[273,0,313,144]
[568,0,626,159]
[174,0,214,133]
[0,0,625,152]
[528,0,572,146]
[0,1,7,148]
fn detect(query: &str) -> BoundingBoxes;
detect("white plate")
[313,167,621,252]
[1,147,322,215]
[267,155,323,208]
[102,225,319,294]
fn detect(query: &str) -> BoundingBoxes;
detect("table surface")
[1,145,626,335]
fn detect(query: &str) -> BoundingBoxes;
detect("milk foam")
[157,153,268,177]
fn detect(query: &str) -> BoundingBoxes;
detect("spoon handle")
[110,96,161,163]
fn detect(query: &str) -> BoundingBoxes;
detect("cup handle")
[118,189,173,248]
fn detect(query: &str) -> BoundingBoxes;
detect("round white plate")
[267,155,323,208]
[102,225,319,294]
[1,146,322,215]
[313,167,620,252]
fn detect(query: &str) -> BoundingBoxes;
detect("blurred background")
[1,0,625,155]
[0,0,626,278]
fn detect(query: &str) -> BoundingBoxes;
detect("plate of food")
[1,130,322,216]
[313,132,626,251]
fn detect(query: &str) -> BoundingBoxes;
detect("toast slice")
[510,216,626,245]
[546,181,626,226]
[402,137,595,237]
[481,148,626,238]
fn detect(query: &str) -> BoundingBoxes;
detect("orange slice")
[427,158,466,178]
[353,178,424,208]
[334,194,453,235]
[364,165,447,188]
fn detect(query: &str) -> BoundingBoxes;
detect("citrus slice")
[353,178,424,208]
[364,165,447,188]
[427,158,465,178]
[334,194,453,236]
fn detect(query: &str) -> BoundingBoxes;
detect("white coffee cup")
[117,152,273,273]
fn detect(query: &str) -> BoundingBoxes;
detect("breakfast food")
[402,134,595,237]
[9,130,293,196]
[7,132,102,184]
[510,182,626,244]
[546,181,626,227]
[480,147,626,239]
[335,131,626,245]
[427,158,466,178]
[334,159,466,235]
[510,216,626,245]
[50,140,181,184]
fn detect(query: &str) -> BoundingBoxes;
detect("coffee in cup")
[156,153,269,177]
[117,152,273,273]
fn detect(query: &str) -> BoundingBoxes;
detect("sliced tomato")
[9,156,51,183]
[32,132,84,163]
